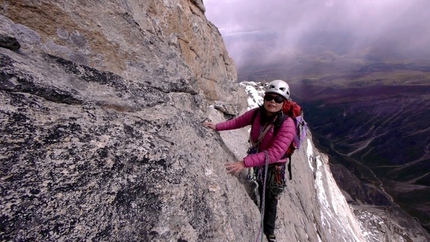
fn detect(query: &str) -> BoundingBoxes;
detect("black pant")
[258,180,278,236]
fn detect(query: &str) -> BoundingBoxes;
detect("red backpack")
[282,100,305,156]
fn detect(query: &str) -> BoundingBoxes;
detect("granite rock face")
[1,1,428,241]
[1,1,246,240]
[1,0,240,105]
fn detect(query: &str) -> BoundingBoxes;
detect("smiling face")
[263,93,284,114]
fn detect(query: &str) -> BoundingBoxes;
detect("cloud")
[204,0,430,77]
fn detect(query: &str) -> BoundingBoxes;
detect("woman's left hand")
[224,161,245,176]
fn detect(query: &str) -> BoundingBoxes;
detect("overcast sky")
[204,0,430,72]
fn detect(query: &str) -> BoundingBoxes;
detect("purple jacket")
[216,107,296,167]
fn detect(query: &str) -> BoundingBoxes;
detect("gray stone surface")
[1,1,429,241]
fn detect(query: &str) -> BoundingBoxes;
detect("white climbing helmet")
[265,80,290,100]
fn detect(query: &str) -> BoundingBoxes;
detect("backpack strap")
[258,124,272,143]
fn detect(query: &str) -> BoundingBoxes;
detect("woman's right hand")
[225,161,245,176]
[202,121,216,130]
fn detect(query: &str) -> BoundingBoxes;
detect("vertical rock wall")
[1,0,249,241]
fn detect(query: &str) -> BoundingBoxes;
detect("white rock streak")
[307,139,365,241]
[240,81,265,110]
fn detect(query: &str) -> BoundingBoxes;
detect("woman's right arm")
[213,108,258,131]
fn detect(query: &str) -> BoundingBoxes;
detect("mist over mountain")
[205,0,430,72]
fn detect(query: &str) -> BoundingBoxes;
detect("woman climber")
[203,79,296,242]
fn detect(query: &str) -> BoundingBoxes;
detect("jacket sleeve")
[243,117,296,167]
[215,108,258,131]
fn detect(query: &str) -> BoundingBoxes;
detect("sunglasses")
[264,95,284,103]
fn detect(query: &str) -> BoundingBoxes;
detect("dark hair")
[258,106,286,128]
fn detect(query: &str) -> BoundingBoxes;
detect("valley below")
[299,85,430,234]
